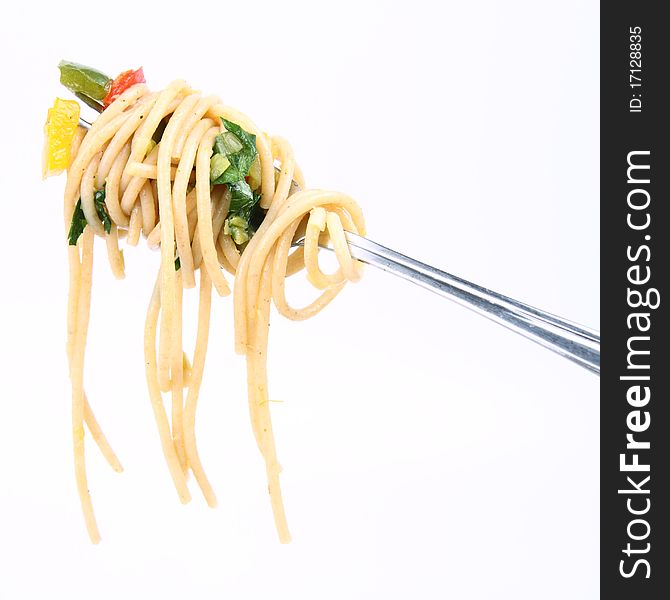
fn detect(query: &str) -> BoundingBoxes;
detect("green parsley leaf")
[248,193,267,232]
[67,187,112,245]
[68,199,88,246]
[210,118,258,185]
[224,189,264,247]
[229,180,255,212]
[94,187,112,234]
[152,116,169,145]
[209,118,265,247]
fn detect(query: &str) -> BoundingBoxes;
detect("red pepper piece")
[103,67,146,108]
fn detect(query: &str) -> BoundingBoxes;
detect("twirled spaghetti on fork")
[44,62,365,543]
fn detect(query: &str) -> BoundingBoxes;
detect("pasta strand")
[61,78,364,543]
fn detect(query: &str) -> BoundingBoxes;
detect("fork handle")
[343,232,600,375]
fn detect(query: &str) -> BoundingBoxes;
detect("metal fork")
[294,232,600,375]
[77,115,599,374]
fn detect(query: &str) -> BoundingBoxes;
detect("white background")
[1,1,599,598]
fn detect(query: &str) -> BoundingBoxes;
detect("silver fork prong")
[294,232,600,374]
[75,92,104,114]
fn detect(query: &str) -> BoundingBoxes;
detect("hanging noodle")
[62,79,365,543]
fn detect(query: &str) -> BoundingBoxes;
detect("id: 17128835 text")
[629,26,643,113]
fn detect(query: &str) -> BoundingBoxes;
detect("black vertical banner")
[601,2,669,598]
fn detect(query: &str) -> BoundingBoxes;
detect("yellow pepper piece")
[42,98,80,179]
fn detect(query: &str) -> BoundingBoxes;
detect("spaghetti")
[51,70,365,543]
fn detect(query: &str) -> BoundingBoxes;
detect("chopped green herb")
[247,155,261,191]
[145,139,157,156]
[175,256,181,271]
[229,180,255,211]
[152,116,169,145]
[248,198,267,232]
[94,187,112,234]
[208,118,265,247]
[224,187,264,246]
[210,118,258,185]
[68,199,88,246]
[210,153,231,181]
[230,225,249,245]
[67,187,112,245]
[216,131,243,155]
